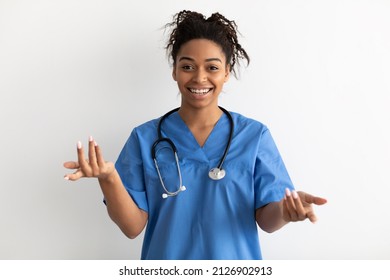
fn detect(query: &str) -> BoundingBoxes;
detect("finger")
[77,141,89,171]
[63,161,80,169]
[306,211,318,223]
[285,188,298,221]
[292,190,308,221]
[88,136,99,173]
[95,143,105,167]
[64,169,84,181]
[282,196,292,222]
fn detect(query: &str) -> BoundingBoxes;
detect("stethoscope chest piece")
[208,168,226,180]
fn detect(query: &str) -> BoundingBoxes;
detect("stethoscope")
[151,106,234,198]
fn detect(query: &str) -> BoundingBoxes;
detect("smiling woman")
[173,39,230,119]
[63,10,327,260]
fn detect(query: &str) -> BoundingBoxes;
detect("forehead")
[176,39,226,62]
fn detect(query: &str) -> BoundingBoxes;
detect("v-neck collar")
[161,111,230,163]
[175,111,226,149]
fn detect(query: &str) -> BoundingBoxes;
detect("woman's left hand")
[282,189,327,223]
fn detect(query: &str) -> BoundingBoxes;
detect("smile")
[188,88,213,95]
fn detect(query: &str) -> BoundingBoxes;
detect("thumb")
[63,161,80,169]
[313,196,327,205]
[299,191,327,205]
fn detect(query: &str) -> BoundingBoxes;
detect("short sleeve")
[254,128,294,209]
[115,129,149,212]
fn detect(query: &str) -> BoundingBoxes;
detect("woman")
[64,10,327,260]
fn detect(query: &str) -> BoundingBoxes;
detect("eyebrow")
[178,56,222,63]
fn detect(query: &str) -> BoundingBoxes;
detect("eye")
[208,65,219,71]
[181,65,194,71]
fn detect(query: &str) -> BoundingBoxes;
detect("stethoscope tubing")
[151,106,234,197]
[215,106,234,170]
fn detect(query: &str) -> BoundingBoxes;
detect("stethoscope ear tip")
[162,193,168,199]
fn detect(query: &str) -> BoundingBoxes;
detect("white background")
[0,0,389,260]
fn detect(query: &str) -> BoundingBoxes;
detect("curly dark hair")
[165,10,250,77]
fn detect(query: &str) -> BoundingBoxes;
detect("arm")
[256,200,286,233]
[64,137,148,239]
[98,170,147,239]
[256,188,327,233]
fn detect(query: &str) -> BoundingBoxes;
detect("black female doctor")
[64,10,327,260]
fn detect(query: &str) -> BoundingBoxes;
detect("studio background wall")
[1,0,389,259]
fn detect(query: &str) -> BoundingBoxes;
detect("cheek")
[215,74,229,86]
[175,73,191,85]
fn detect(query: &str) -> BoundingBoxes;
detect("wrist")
[98,169,118,184]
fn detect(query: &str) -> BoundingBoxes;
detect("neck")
[178,105,223,128]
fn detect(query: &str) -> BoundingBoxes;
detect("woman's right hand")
[63,136,148,239]
[63,136,115,181]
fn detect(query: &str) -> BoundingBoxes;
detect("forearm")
[98,170,147,239]
[256,201,288,233]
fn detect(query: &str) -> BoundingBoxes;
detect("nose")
[192,68,207,83]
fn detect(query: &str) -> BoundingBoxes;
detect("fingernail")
[77,141,82,149]
[285,188,291,197]
[94,141,98,147]
[64,176,69,180]
[89,136,93,142]
[292,190,298,199]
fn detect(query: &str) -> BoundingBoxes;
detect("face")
[172,39,230,110]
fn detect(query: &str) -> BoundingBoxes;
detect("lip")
[187,87,213,93]
[186,88,213,99]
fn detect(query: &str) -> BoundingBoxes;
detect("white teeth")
[189,88,211,95]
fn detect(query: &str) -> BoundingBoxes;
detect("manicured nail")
[64,176,69,180]
[94,141,98,147]
[292,190,298,199]
[77,141,82,149]
[89,136,93,142]
[285,188,291,197]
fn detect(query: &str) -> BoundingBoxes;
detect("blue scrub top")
[115,111,294,260]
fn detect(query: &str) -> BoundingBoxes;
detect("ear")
[224,64,231,83]
[172,65,177,81]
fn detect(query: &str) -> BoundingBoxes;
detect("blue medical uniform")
[115,111,294,260]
